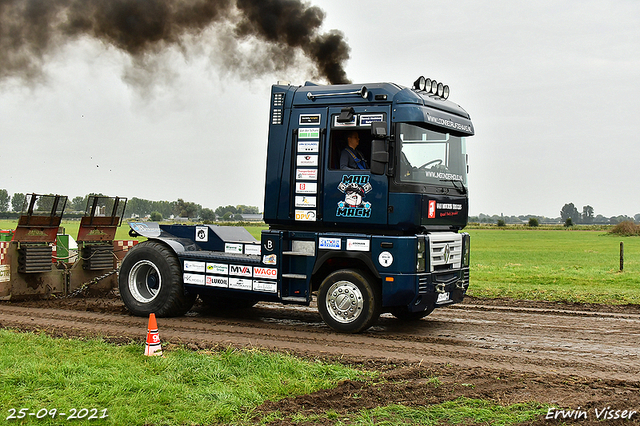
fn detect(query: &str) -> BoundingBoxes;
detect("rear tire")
[119,241,195,317]
[318,269,380,333]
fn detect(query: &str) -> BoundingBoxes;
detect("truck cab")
[120,77,474,333]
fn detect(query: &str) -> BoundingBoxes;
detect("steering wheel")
[418,159,443,169]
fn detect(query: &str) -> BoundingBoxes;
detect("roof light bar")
[413,76,450,100]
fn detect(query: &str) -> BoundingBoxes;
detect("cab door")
[322,107,390,228]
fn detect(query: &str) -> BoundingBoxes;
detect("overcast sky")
[1,0,638,218]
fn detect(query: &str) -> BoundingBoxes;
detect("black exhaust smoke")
[0,0,351,84]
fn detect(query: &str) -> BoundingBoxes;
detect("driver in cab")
[340,131,368,170]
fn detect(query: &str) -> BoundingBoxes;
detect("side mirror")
[370,122,389,175]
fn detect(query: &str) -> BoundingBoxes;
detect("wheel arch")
[311,252,381,294]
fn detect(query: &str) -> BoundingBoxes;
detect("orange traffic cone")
[144,313,163,357]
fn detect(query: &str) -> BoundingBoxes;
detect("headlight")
[416,236,426,272]
[462,233,470,267]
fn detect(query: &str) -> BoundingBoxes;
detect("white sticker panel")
[298,141,319,153]
[298,128,320,139]
[295,196,317,208]
[296,169,318,180]
[206,263,228,275]
[347,239,370,252]
[184,261,206,273]
[378,251,394,267]
[225,243,243,254]
[319,237,341,250]
[297,155,318,166]
[254,267,278,280]
[244,244,261,256]
[296,182,317,194]
[295,210,317,221]
[195,226,209,242]
[229,264,253,277]
[206,275,229,288]
[253,280,278,293]
[183,273,205,285]
[229,278,252,291]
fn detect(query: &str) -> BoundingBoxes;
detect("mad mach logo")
[336,175,372,218]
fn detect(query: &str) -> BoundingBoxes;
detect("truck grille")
[428,232,462,272]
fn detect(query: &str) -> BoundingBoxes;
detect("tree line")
[0,190,260,221]
[470,203,640,226]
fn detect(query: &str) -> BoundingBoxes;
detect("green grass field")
[0,330,547,426]
[466,228,640,305]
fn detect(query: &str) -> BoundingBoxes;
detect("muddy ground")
[1,295,639,425]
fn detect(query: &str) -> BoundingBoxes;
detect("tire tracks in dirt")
[1,299,639,382]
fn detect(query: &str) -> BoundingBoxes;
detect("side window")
[329,129,372,170]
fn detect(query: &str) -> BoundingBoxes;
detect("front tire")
[119,241,195,317]
[317,269,380,333]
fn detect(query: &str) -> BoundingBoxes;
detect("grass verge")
[0,329,365,425]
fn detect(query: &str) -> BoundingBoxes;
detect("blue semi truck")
[120,76,475,333]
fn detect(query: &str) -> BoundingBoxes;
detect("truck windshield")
[397,123,467,186]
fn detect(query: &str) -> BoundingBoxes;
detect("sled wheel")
[119,241,195,317]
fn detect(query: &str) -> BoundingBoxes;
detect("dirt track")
[2,296,640,424]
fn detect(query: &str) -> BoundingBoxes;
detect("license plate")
[436,292,450,303]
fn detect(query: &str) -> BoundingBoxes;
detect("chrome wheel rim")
[128,260,161,303]
[325,280,364,324]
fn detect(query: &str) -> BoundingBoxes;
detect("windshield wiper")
[441,179,467,195]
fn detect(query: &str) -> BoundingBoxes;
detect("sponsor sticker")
[229,264,253,277]
[295,196,317,208]
[253,280,278,293]
[437,203,463,210]
[297,154,318,166]
[184,260,206,273]
[206,263,228,275]
[319,237,341,250]
[184,273,205,285]
[244,244,261,256]
[334,115,356,127]
[263,239,275,252]
[0,265,9,283]
[262,254,277,265]
[295,210,316,221]
[195,226,209,242]
[129,222,161,237]
[299,114,321,125]
[428,200,436,219]
[347,239,370,252]
[296,182,317,194]
[359,114,384,126]
[298,141,319,153]
[225,243,243,254]
[206,275,229,288]
[229,278,252,291]
[296,169,318,180]
[298,128,320,139]
[254,267,278,279]
[378,251,394,267]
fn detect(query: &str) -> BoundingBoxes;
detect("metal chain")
[64,267,120,298]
